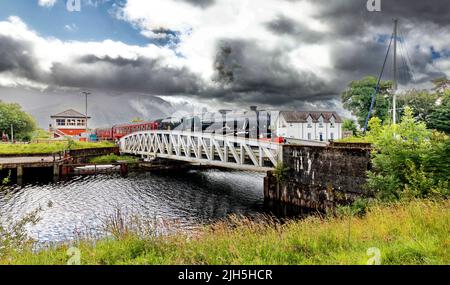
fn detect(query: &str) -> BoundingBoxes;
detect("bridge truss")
[119,130,283,171]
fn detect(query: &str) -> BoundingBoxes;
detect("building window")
[319,132,323,141]
[330,122,335,129]
[330,133,334,140]
[76,119,86,126]
[56,119,66,126]
[307,117,312,128]
[307,133,311,140]
[68,119,76,126]
[319,117,324,128]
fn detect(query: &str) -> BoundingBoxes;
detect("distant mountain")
[0,87,181,128]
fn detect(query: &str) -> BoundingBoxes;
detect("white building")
[276,111,343,142]
[50,109,90,138]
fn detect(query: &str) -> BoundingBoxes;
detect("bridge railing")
[119,130,283,171]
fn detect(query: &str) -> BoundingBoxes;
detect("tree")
[366,107,449,201]
[397,89,439,122]
[427,91,450,134]
[342,119,359,136]
[431,76,450,94]
[341,76,392,127]
[0,101,37,141]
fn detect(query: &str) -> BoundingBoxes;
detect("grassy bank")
[1,199,448,265]
[0,141,115,155]
[89,154,139,164]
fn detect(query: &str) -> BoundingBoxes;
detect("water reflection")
[0,170,265,243]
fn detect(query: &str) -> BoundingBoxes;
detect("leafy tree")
[0,101,36,141]
[341,76,392,127]
[397,89,439,122]
[342,119,359,136]
[427,91,450,134]
[366,107,449,201]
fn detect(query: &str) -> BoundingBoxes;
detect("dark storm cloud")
[265,15,325,43]
[177,0,215,9]
[309,0,450,36]
[50,55,203,95]
[0,36,41,81]
[306,0,450,87]
[1,0,449,110]
[210,39,337,105]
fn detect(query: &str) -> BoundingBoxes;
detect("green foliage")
[0,101,37,141]
[366,107,449,201]
[342,76,449,134]
[273,163,290,182]
[0,141,115,155]
[32,129,52,140]
[89,154,138,164]
[337,198,373,217]
[365,117,383,139]
[341,76,392,127]
[67,139,76,151]
[1,171,11,187]
[0,208,41,258]
[397,89,439,122]
[427,92,450,134]
[342,119,359,136]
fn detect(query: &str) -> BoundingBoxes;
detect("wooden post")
[16,165,23,184]
[53,163,60,177]
[120,163,128,177]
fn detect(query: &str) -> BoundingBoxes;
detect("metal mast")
[393,19,398,124]
[81,91,91,132]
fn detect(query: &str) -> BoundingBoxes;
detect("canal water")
[0,170,266,244]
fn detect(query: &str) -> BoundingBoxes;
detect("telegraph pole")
[81,91,91,132]
[10,124,14,143]
[392,18,398,124]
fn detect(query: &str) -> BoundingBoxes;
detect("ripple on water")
[0,169,265,243]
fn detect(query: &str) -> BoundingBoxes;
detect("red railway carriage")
[95,127,113,141]
[95,121,159,141]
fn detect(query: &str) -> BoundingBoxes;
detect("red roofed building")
[50,109,90,138]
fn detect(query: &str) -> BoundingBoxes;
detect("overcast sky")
[0,0,449,127]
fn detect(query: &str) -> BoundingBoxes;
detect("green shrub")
[367,107,449,201]
[273,163,290,182]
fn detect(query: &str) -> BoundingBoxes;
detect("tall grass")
[0,199,448,265]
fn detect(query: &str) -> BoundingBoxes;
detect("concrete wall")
[264,143,372,212]
[68,147,119,163]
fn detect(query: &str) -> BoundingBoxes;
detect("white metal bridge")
[119,130,284,171]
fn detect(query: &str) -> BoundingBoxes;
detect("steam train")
[94,111,284,143]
